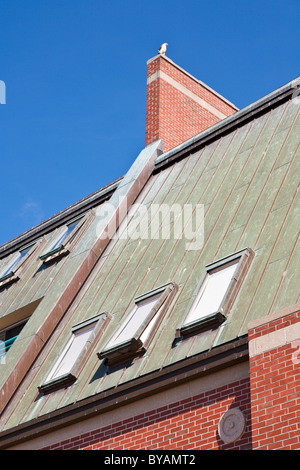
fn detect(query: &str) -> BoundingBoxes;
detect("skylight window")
[107,294,161,349]
[185,261,239,325]
[40,216,85,264]
[49,220,79,253]
[39,312,110,394]
[46,325,94,382]
[98,282,178,365]
[40,210,97,265]
[0,248,30,281]
[178,248,254,336]
[0,242,37,289]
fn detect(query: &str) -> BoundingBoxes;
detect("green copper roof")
[0,78,299,434]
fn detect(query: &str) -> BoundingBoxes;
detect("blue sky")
[0,0,299,246]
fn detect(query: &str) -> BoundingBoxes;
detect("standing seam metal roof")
[0,77,299,434]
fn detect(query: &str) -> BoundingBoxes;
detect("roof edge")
[155,75,300,170]
[0,177,123,258]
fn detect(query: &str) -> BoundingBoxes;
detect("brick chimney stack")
[145,54,238,152]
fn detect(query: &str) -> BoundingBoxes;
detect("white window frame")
[98,282,178,365]
[39,312,111,394]
[177,248,254,337]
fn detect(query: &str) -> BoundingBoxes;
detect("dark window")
[0,321,27,361]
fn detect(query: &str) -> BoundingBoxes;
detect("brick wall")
[248,305,300,450]
[42,376,252,450]
[145,55,237,152]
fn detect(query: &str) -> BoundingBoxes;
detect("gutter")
[0,335,248,449]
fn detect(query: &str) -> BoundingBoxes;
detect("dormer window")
[178,248,254,337]
[98,282,178,365]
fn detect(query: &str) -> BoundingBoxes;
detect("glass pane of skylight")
[108,294,161,348]
[48,325,94,381]
[185,261,239,324]
[50,221,79,251]
[0,248,30,278]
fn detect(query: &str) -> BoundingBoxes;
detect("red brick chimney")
[146,54,238,152]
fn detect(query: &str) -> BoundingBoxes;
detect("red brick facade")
[145,55,237,151]
[42,377,252,450]
[249,306,300,450]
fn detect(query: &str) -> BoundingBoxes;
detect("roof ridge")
[155,75,300,168]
